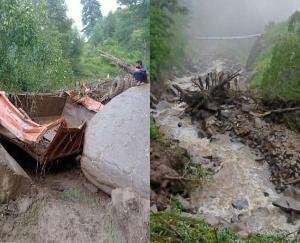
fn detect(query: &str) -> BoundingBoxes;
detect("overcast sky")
[65,0,119,30]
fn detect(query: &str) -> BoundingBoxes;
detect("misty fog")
[185,0,300,66]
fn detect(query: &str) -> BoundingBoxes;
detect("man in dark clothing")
[133,60,147,86]
[205,73,210,90]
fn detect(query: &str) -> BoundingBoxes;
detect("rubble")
[81,85,150,198]
[0,144,31,203]
[169,72,300,193]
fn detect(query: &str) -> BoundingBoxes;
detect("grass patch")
[151,116,161,141]
[60,188,98,206]
[151,212,294,243]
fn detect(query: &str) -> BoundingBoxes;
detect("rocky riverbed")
[151,71,300,236]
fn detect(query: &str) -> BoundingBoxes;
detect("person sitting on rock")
[133,60,147,86]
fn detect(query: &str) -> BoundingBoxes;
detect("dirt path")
[152,75,300,235]
[0,167,119,243]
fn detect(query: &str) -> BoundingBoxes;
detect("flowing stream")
[153,71,299,235]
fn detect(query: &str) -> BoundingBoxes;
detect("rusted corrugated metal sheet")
[0,92,63,143]
[66,91,104,112]
[0,92,102,164]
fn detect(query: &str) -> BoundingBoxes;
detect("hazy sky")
[65,0,119,30]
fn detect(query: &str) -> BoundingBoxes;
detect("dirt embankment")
[151,139,191,210]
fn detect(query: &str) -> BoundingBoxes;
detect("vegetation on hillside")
[150,0,189,82]
[0,0,80,92]
[0,0,148,92]
[80,0,149,81]
[251,11,300,103]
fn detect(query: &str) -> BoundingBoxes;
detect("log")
[100,51,135,74]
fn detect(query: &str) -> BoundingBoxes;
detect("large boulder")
[81,85,150,198]
[0,144,31,203]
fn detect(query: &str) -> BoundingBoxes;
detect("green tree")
[150,0,188,82]
[81,0,102,37]
[0,0,73,92]
[46,0,83,77]
[252,11,300,103]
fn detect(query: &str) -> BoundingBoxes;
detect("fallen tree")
[99,51,134,74]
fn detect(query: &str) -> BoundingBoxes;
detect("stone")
[220,110,231,119]
[241,104,254,113]
[254,117,264,129]
[0,144,31,204]
[175,195,192,211]
[232,199,249,210]
[17,197,33,214]
[111,187,149,243]
[272,196,300,213]
[156,100,171,110]
[81,85,150,198]
[150,204,158,213]
[284,186,300,201]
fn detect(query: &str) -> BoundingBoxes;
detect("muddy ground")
[0,158,122,243]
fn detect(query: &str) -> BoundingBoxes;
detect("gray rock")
[175,195,192,211]
[272,196,300,213]
[150,204,158,213]
[0,144,31,203]
[232,199,249,210]
[241,104,254,113]
[156,100,171,110]
[111,187,149,243]
[220,110,231,119]
[17,197,33,214]
[81,85,150,198]
[284,186,300,201]
[254,117,264,129]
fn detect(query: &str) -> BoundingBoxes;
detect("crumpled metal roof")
[0,91,104,163]
[0,92,63,143]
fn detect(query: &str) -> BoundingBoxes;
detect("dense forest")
[0,0,149,92]
[251,11,300,103]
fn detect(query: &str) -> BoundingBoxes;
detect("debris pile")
[0,92,102,164]
[168,72,300,194]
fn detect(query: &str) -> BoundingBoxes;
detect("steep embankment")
[248,13,300,131]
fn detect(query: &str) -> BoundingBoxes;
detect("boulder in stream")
[81,85,150,198]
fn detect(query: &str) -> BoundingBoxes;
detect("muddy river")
[153,68,300,235]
